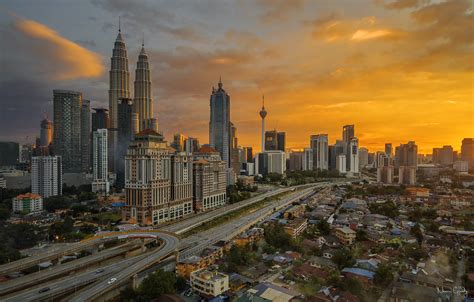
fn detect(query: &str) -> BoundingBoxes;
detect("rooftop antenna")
[119,16,121,32]
[142,32,145,47]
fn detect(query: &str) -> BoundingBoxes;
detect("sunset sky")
[0,0,472,153]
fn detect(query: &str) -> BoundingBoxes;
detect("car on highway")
[95,268,105,274]
[38,287,50,293]
[108,277,117,284]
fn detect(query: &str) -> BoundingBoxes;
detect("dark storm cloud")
[91,0,206,42]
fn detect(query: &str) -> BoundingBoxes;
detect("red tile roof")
[198,145,218,153]
[135,128,160,137]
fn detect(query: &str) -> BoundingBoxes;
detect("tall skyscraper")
[342,125,355,143]
[92,129,109,194]
[342,124,355,170]
[259,95,267,152]
[81,100,91,172]
[116,98,135,188]
[265,130,278,151]
[395,141,418,168]
[461,138,474,169]
[31,156,62,198]
[184,137,200,154]
[310,134,329,171]
[122,129,193,225]
[348,137,359,174]
[109,26,131,172]
[172,134,187,152]
[133,40,154,132]
[92,108,109,132]
[230,122,240,175]
[359,147,369,168]
[209,79,231,168]
[438,145,454,166]
[385,143,393,158]
[53,90,83,172]
[277,132,286,151]
[40,117,53,147]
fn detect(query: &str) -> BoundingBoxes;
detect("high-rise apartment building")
[81,100,91,172]
[53,90,83,172]
[209,79,231,168]
[376,153,394,184]
[133,41,155,132]
[438,145,454,166]
[193,146,227,212]
[461,138,474,169]
[289,151,303,171]
[31,156,62,198]
[336,154,346,174]
[358,147,369,168]
[256,150,286,175]
[92,129,109,194]
[348,137,359,174]
[310,134,329,171]
[395,141,418,168]
[303,148,313,171]
[122,129,193,225]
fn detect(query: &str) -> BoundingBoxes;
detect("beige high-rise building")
[122,129,193,225]
[192,146,227,212]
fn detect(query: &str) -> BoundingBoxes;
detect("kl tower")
[259,95,267,152]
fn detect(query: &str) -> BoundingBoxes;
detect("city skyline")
[0,0,473,153]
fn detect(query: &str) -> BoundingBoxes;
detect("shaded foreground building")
[122,129,193,225]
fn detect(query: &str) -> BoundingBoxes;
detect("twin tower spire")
[108,21,155,133]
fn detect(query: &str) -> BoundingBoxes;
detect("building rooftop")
[15,193,42,200]
[191,268,228,282]
[198,145,218,153]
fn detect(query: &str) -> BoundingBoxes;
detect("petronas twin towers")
[109,27,156,134]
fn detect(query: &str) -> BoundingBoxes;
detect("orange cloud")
[351,29,393,41]
[14,18,104,80]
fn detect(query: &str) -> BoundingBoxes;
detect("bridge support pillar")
[141,239,146,253]
[132,274,139,290]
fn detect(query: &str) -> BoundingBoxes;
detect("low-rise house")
[341,268,375,284]
[284,218,308,237]
[283,204,305,219]
[12,193,43,213]
[190,268,229,298]
[234,228,264,247]
[355,259,380,272]
[293,262,329,281]
[245,282,299,302]
[334,227,356,245]
[311,287,360,302]
[228,273,253,292]
[309,256,337,270]
[389,281,442,302]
